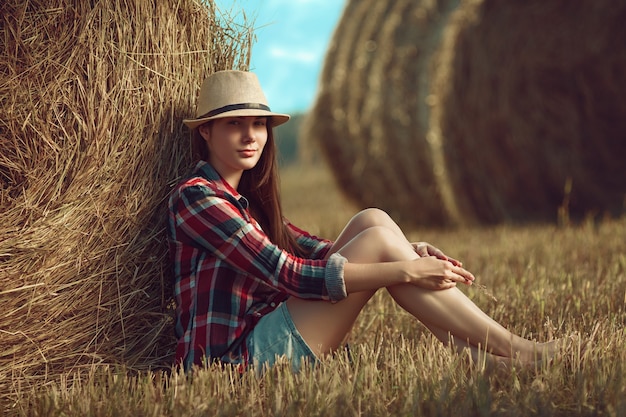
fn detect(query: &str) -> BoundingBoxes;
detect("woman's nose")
[243,124,256,141]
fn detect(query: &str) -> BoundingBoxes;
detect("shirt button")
[270,302,276,307]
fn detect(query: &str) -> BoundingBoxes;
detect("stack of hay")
[304,0,626,227]
[0,0,252,406]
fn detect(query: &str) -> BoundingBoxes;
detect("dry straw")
[0,0,252,407]
[304,0,626,227]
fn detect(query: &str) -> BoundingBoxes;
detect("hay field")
[7,160,626,417]
[1,0,625,414]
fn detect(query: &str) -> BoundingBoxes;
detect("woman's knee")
[331,209,409,262]
[351,208,395,231]
[346,226,411,262]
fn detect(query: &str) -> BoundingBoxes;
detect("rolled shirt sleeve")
[324,252,348,301]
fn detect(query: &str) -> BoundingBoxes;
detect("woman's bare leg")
[286,210,401,354]
[287,208,554,362]
[386,285,556,362]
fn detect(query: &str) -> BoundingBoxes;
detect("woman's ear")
[198,123,211,141]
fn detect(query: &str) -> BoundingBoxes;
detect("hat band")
[200,102,271,119]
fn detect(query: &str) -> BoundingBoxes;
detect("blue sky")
[214,0,346,114]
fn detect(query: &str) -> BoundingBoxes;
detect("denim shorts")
[246,301,318,372]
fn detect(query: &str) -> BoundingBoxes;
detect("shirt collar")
[193,161,249,209]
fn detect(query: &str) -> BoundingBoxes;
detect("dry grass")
[0,0,253,409]
[6,160,626,416]
[280,161,357,238]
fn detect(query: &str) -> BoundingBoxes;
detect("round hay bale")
[0,0,252,406]
[432,0,626,224]
[305,0,456,226]
[304,0,626,227]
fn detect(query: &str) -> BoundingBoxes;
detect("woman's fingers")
[414,242,463,267]
[413,243,429,257]
[411,257,475,290]
[433,248,463,267]
[447,256,462,267]
[452,263,475,284]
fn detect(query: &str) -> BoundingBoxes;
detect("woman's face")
[199,116,268,183]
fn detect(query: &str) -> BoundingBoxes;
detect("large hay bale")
[305,0,626,227]
[0,0,252,406]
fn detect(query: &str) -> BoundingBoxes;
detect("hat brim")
[183,109,290,130]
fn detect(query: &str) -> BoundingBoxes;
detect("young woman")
[167,70,558,372]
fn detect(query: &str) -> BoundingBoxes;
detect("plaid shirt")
[167,161,347,369]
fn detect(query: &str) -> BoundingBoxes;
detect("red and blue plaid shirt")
[167,161,347,369]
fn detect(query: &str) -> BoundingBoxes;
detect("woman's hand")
[412,242,462,266]
[406,256,475,290]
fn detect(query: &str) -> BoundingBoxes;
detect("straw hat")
[183,70,290,129]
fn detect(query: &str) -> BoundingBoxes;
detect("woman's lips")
[238,149,256,157]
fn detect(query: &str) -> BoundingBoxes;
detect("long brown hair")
[192,119,311,258]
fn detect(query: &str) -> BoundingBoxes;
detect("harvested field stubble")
[305,0,626,227]
[0,0,252,407]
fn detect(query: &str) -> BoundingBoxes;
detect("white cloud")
[265,0,337,7]
[268,46,318,63]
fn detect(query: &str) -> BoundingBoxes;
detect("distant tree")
[275,112,303,166]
